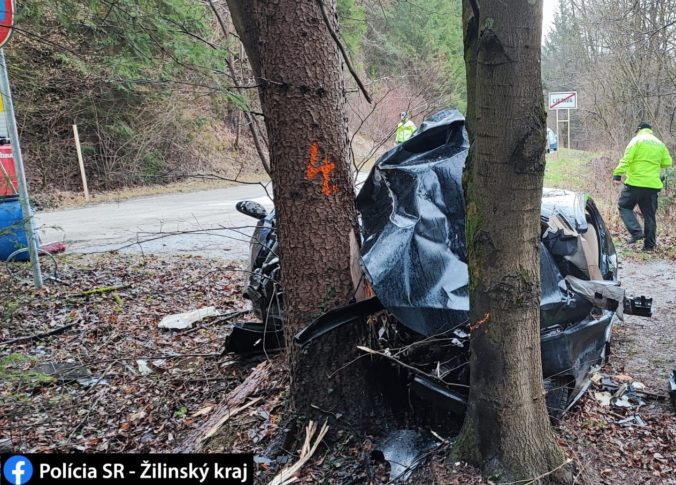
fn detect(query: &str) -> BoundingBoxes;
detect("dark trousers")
[618,184,659,248]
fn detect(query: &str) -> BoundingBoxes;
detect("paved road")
[36,184,274,260]
[36,174,368,260]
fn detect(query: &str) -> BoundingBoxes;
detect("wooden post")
[72,124,90,200]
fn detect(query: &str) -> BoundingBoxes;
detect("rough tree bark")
[226,1,380,430]
[455,0,573,482]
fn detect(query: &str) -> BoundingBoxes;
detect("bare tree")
[543,0,676,150]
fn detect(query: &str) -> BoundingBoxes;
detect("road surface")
[36,174,368,260]
[36,184,274,260]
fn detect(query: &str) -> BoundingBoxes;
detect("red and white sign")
[0,144,17,195]
[548,91,577,110]
[0,0,14,48]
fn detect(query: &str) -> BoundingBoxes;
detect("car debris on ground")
[233,109,653,422]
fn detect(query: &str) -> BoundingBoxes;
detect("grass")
[544,147,676,261]
[0,353,56,386]
[544,148,599,189]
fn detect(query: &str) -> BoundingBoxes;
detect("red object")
[41,242,67,255]
[0,145,17,196]
[0,0,14,48]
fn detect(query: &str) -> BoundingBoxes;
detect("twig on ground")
[498,459,573,485]
[0,323,78,346]
[67,392,106,440]
[67,361,116,440]
[71,284,132,298]
[268,420,330,485]
[177,309,249,335]
[91,352,222,364]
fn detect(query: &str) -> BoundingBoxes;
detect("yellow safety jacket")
[396,119,417,144]
[613,128,672,189]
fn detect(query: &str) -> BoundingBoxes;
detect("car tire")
[544,377,570,423]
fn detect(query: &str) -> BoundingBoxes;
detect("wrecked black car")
[231,109,651,420]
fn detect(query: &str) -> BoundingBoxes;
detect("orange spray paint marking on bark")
[306,142,338,196]
[469,312,490,332]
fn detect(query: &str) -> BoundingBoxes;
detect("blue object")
[3,455,34,485]
[0,196,32,261]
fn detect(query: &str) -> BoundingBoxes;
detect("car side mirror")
[236,200,268,220]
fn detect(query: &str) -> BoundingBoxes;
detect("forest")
[7,0,463,193]
[6,0,674,195]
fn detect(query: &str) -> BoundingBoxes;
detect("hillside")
[5,0,466,200]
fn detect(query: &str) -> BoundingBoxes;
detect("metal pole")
[567,108,571,150]
[0,48,42,288]
[556,109,560,156]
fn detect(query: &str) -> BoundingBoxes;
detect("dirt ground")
[0,251,674,484]
[557,256,676,485]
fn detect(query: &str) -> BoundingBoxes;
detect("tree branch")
[0,323,78,346]
[316,0,372,104]
[207,0,271,175]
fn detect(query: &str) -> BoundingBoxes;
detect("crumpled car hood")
[356,109,613,337]
[356,109,469,336]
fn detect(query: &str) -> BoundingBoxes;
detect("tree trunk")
[226,0,378,430]
[455,1,572,482]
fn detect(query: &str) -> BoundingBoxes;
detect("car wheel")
[544,377,570,423]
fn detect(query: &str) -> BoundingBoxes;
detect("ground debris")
[159,306,221,329]
[0,253,251,453]
[0,253,673,485]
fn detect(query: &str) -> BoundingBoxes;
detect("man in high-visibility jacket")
[395,112,416,144]
[613,122,672,251]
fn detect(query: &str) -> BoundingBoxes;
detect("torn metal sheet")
[356,109,469,337]
[295,297,384,347]
[616,414,647,427]
[410,376,467,415]
[223,322,284,355]
[372,429,439,482]
[613,394,644,408]
[356,109,624,339]
[565,276,625,319]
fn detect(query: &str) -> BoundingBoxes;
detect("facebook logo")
[2,455,33,485]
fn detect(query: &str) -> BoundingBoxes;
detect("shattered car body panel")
[234,108,651,418]
[356,109,469,337]
[356,109,620,334]
[355,109,627,415]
